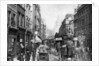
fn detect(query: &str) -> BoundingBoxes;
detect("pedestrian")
[25,48,30,61]
[13,55,19,61]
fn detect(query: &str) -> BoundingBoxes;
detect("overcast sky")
[40,4,78,33]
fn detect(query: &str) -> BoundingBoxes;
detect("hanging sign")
[55,38,62,41]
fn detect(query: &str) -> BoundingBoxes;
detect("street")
[7,4,92,61]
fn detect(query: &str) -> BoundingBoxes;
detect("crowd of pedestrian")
[7,37,91,61]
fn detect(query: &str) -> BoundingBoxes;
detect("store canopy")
[35,36,42,43]
[31,36,42,43]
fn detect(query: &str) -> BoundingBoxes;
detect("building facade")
[7,4,18,58]
[7,4,36,60]
[17,4,26,55]
[33,4,42,40]
[74,4,92,36]
[59,14,74,39]
[74,4,92,45]
[41,19,46,40]
[74,4,92,59]
[25,4,34,51]
[7,4,46,60]
[7,4,26,58]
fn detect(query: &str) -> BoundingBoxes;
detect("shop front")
[7,28,18,61]
[17,28,26,56]
[26,31,32,49]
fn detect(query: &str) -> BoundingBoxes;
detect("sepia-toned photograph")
[7,4,92,61]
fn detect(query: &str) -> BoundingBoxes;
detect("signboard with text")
[55,38,62,41]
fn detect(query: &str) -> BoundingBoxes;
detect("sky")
[40,4,78,33]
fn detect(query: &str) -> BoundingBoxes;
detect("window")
[78,19,80,27]
[22,15,25,27]
[21,15,23,26]
[82,18,85,26]
[26,16,29,28]
[21,4,25,8]
[13,14,15,22]
[8,11,11,25]
[8,35,16,53]
[86,7,89,12]
[19,14,22,27]
[28,18,30,28]
[86,14,89,24]
[26,4,29,8]
[29,5,31,10]
[24,16,25,27]
[11,13,16,27]
[18,13,21,26]
[18,14,22,26]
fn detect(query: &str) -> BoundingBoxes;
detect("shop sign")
[55,38,62,41]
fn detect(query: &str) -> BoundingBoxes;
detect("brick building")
[74,4,92,37]
[7,4,38,60]
[7,4,18,58]
[74,4,92,60]
[59,14,74,39]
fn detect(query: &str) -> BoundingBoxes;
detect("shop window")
[8,36,15,53]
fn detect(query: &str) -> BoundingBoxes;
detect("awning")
[31,36,42,43]
[35,36,42,43]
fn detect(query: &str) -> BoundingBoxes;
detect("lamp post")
[34,31,38,43]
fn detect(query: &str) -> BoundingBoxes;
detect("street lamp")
[35,31,38,35]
